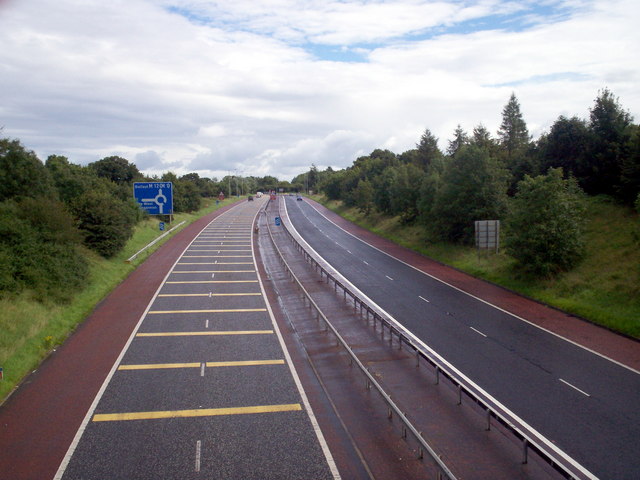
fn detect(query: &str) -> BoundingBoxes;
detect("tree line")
[0,140,295,302]
[306,89,640,276]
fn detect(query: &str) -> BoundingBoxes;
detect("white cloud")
[0,0,638,181]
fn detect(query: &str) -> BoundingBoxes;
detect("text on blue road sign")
[134,182,173,215]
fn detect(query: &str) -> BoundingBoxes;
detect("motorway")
[282,195,640,480]
[55,198,338,480]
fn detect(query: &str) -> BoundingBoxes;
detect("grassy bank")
[0,197,239,402]
[312,194,640,339]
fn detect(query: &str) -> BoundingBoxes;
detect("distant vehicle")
[296,195,302,201]
[256,192,263,198]
[248,195,254,201]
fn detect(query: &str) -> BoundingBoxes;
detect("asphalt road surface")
[283,196,640,480]
[55,199,338,480]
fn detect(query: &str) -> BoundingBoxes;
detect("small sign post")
[159,222,165,231]
[275,216,281,226]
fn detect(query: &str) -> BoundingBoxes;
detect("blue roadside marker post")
[275,216,281,226]
[159,222,165,231]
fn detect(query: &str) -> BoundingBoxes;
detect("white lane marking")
[300,200,640,377]
[363,260,369,265]
[470,327,488,338]
[200,363,205,377]
[205,319,209,329]
[211,273,215,278]
[559,378,591,397]
[195,440,201,472]
[419,296,430,303]
[385,275,394,281]
[346,250,352,254]
[255,210,341,480]
[53,204,240,480]
[281,200,596,480]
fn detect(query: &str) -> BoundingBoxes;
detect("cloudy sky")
[1,0,638,181]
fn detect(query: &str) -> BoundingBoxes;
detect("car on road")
[248,195,254,201]
[296,195,302,201]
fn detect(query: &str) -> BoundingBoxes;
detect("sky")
[1,0,639,181]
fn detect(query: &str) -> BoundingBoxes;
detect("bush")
[72,190,139,257]
[0,197,88,302]
[506,168,586,276]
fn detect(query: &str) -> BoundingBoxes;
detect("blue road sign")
[275,216,281,226]
[159,222,165,231]
[134,182,173,215]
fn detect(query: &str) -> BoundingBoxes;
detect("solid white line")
[281,199,597,480]
[470,327,488,338]
[255,207,341,480]
[302,200,640,377]
[53,205,241,480]
[559,378,591,397]
[419,295,430,303]
[195,440,201,472]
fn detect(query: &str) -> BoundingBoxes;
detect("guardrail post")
[486,409,491,431]
[435,366,440,385]
[522,439,529,464]
[457,385,462,405]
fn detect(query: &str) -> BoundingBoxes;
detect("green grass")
[313,195,640,339]
[0,197,239,402]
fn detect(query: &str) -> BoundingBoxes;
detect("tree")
[354,178,375,216]
[497,93,530,161]
[587,88,633,197]
[415,129,443,170]
[470,124,497,154]
[429,145,509,243]
[497,93,532,189]
[417,155,447,225]
[506,168,586,276]
[447,124,469,156]
[89,156,141,185]
[388,163,426,224]
[0,138,55,201]
[619,124,640,204]
[539,116,590,184]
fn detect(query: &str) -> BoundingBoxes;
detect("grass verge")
[312,195,640,339]
[0,197,240,403]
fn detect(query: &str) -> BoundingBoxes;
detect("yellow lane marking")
[177,262,253,265]
[158,293,261,297]
[148,308,267,314]
[93,403,302,422]
[118,359,284,370]
[166,280,258,284]
[171,270,255,273]
[136,330,273,337]
[181,255,252,258]
[206,359,285,367]
[119,362,200,370]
